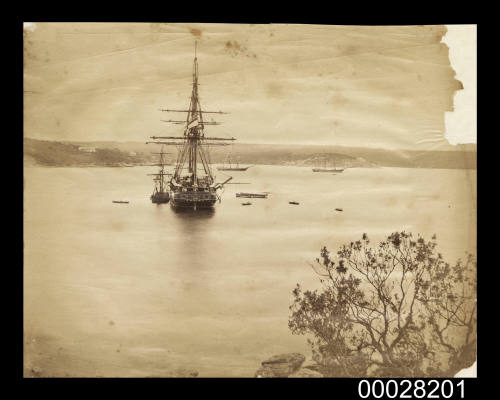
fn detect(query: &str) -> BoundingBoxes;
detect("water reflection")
[170,206,216,219]
[168,205,216,275]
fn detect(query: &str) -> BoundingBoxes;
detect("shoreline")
[23,162,477,171]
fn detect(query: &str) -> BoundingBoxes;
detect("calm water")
[24,165,476,377]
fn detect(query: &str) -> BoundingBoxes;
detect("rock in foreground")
[255,353,306,377]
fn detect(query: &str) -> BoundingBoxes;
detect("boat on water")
[236,192,268,198]
[148,146,170,204]
[147,43,235,210]
[312,157,344,173]
[312,167,344,173]
[217,155,251,171]
[289,201,300,205]
[241,202,252,206]
[112,200,129,204]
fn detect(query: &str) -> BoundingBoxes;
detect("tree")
[288,232,476,377]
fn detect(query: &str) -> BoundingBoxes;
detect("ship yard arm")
[146,141,232,146]
[160,109,228,114]
[160,120,221,125]
[150,136,235,141]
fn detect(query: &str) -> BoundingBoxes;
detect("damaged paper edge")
[444,24,477,146]
[444,25,477,378]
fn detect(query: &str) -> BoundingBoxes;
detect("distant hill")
[23,139,147,167]
[23,138,476,170]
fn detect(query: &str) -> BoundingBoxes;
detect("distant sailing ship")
[148,146,170,204]
[147,43,235,210]
[217,155,251,171]
[312,157,344,173]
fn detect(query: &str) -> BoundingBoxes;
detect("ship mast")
[147,146,170,193]
[186,41,203,184]
[147,42,235,189]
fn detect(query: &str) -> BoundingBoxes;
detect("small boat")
[289,201,300,205]
[335,208,343,212]
[241,202,252,206]
[112,200,129,204]
[312,167,344,173]
[236,192,268,198]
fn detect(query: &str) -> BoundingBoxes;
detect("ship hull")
[170,191,217,209]
[151,192,170,204]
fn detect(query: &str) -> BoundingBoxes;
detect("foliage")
[289,232,476,377]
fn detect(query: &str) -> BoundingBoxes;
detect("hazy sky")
[24,23,465,150]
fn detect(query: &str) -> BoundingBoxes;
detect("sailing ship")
[147,43,235,210]
[312,157,344,173]
[148,147,170,204]
[217,155,251,171]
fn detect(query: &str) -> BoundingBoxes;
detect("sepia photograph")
[23,23,477,378]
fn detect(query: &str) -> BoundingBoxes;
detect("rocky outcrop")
[300,359,323,373]
[255,353,305,377]
[255,353,324,378]
[255,366,277,378]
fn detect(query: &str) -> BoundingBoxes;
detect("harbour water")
[23,165,476,377]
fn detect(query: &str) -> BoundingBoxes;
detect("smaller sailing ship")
[217,155,251,171]
[148,147,170,204]
[312,156,344,173]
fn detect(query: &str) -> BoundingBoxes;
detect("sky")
[23,23,470,150]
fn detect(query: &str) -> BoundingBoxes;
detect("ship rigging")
[147,43,235,209]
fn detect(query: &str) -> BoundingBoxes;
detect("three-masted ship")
[147,43,235,210]
[148,147,170,204]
